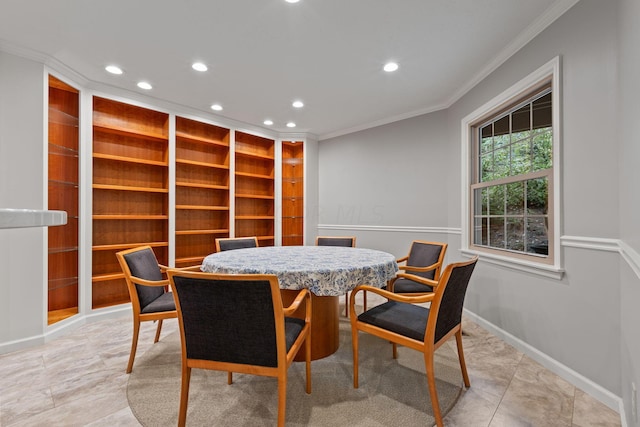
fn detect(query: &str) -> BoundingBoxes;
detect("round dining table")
[201,245,398,359]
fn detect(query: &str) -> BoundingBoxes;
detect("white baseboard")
[463,308,625,417]
[0,304,131,356]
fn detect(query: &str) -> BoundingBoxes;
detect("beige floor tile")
[0,310,623,427]
[572,388,621,427]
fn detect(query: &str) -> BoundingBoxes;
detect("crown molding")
[318,0,581,141]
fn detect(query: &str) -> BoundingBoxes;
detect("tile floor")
[0,295,622,427]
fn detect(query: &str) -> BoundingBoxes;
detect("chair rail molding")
[318,226,640,283]
[618,240,640,279]
[317,224,461,235]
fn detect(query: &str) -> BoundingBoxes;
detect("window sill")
[460,248,564,280]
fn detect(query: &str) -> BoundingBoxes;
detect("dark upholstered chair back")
[216,237,258,252]
[407,241,446,280]
[171,275,282,367]
[316,236,356,247]
[168,271,311,427]
[431,258,478,344]
[123,247,165,310]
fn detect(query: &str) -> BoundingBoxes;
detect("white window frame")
[460,56,563,279]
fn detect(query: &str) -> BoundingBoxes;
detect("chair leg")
[227,372,233,385]
[344,293,349,317]
[363,290,367,311]
[178,365,191,427]
[126,320,141,374]
[277,374,287,427]
[392,343,398,359]
[153,319,163,343]
[352,328,360,388]
[455,329,471,387]
[305,332,312,394]
[425,351,443,427]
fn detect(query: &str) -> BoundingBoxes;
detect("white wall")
[320,109,450,228]
[448,0,621,394]
[318,0,629,412]
[618,0,640,424]
[0,52,47,346]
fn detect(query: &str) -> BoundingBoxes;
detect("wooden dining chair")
[116,245,177,374]
[315,236,360,315]
[215,236,259,252]
[168,270,312,427]
[387,240,448,295]
[349,257,478,427]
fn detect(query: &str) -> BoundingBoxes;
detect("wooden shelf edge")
[93,215,168,220]
[235,171,274,181]
[93,152,168,167]
[176,158,229,170]
[235,193,274,200]
[92,272,125,282]
[235,216,275,220]
[176,132,230,147]
[176,205,229,211]
[176,229,229,235]
[175,256,205,264]
[235,150,274,161]
[176,182,229,190]
[92,242,169,251]
[93,123,167,142]
[93,184,169,193]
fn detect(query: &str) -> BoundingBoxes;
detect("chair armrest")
[173,265,202,272]
[350,285,435,307]
[158,263,170,273]
[399,261,441,274]
[129,276,170,287]
[396,255,409,264]
[283,288,309,317]
[395,273,439,288]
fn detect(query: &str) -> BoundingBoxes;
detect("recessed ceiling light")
[105,65,123,75]
[137,81,152,90]
[286,122,296,128]
[264,119,274,126]
[285,0,300,3]
[192,62,208,72]
[383,62,399,72]
[292,100,304,108]
[211,104,223,111]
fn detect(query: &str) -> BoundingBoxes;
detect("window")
[461,57,562,278]
[473,89,552,256]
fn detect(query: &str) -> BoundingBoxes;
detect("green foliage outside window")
[474,90,552,255]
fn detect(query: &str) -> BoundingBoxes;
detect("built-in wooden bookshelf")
[282,141,304,246]
[48,75,80,324]
[91,97,169,308]
[234,131,275,246]
[175,117,230,266]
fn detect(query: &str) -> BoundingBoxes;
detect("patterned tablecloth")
[201,246,398,296]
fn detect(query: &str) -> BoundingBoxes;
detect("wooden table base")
[280,290,340,361]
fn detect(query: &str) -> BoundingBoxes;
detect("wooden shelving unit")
[175,116,230,266]
[91,97,169,309]
[282,141,304,246]
[234,131,275,246]
[48,75,80,324]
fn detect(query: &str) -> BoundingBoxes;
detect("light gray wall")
[319,110,452,256]
[318,0,627,403]
[618,0,640,424]
[449,0,621,394]
[0,52,46,345]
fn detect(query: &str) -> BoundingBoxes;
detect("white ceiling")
[0,0,577,140]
